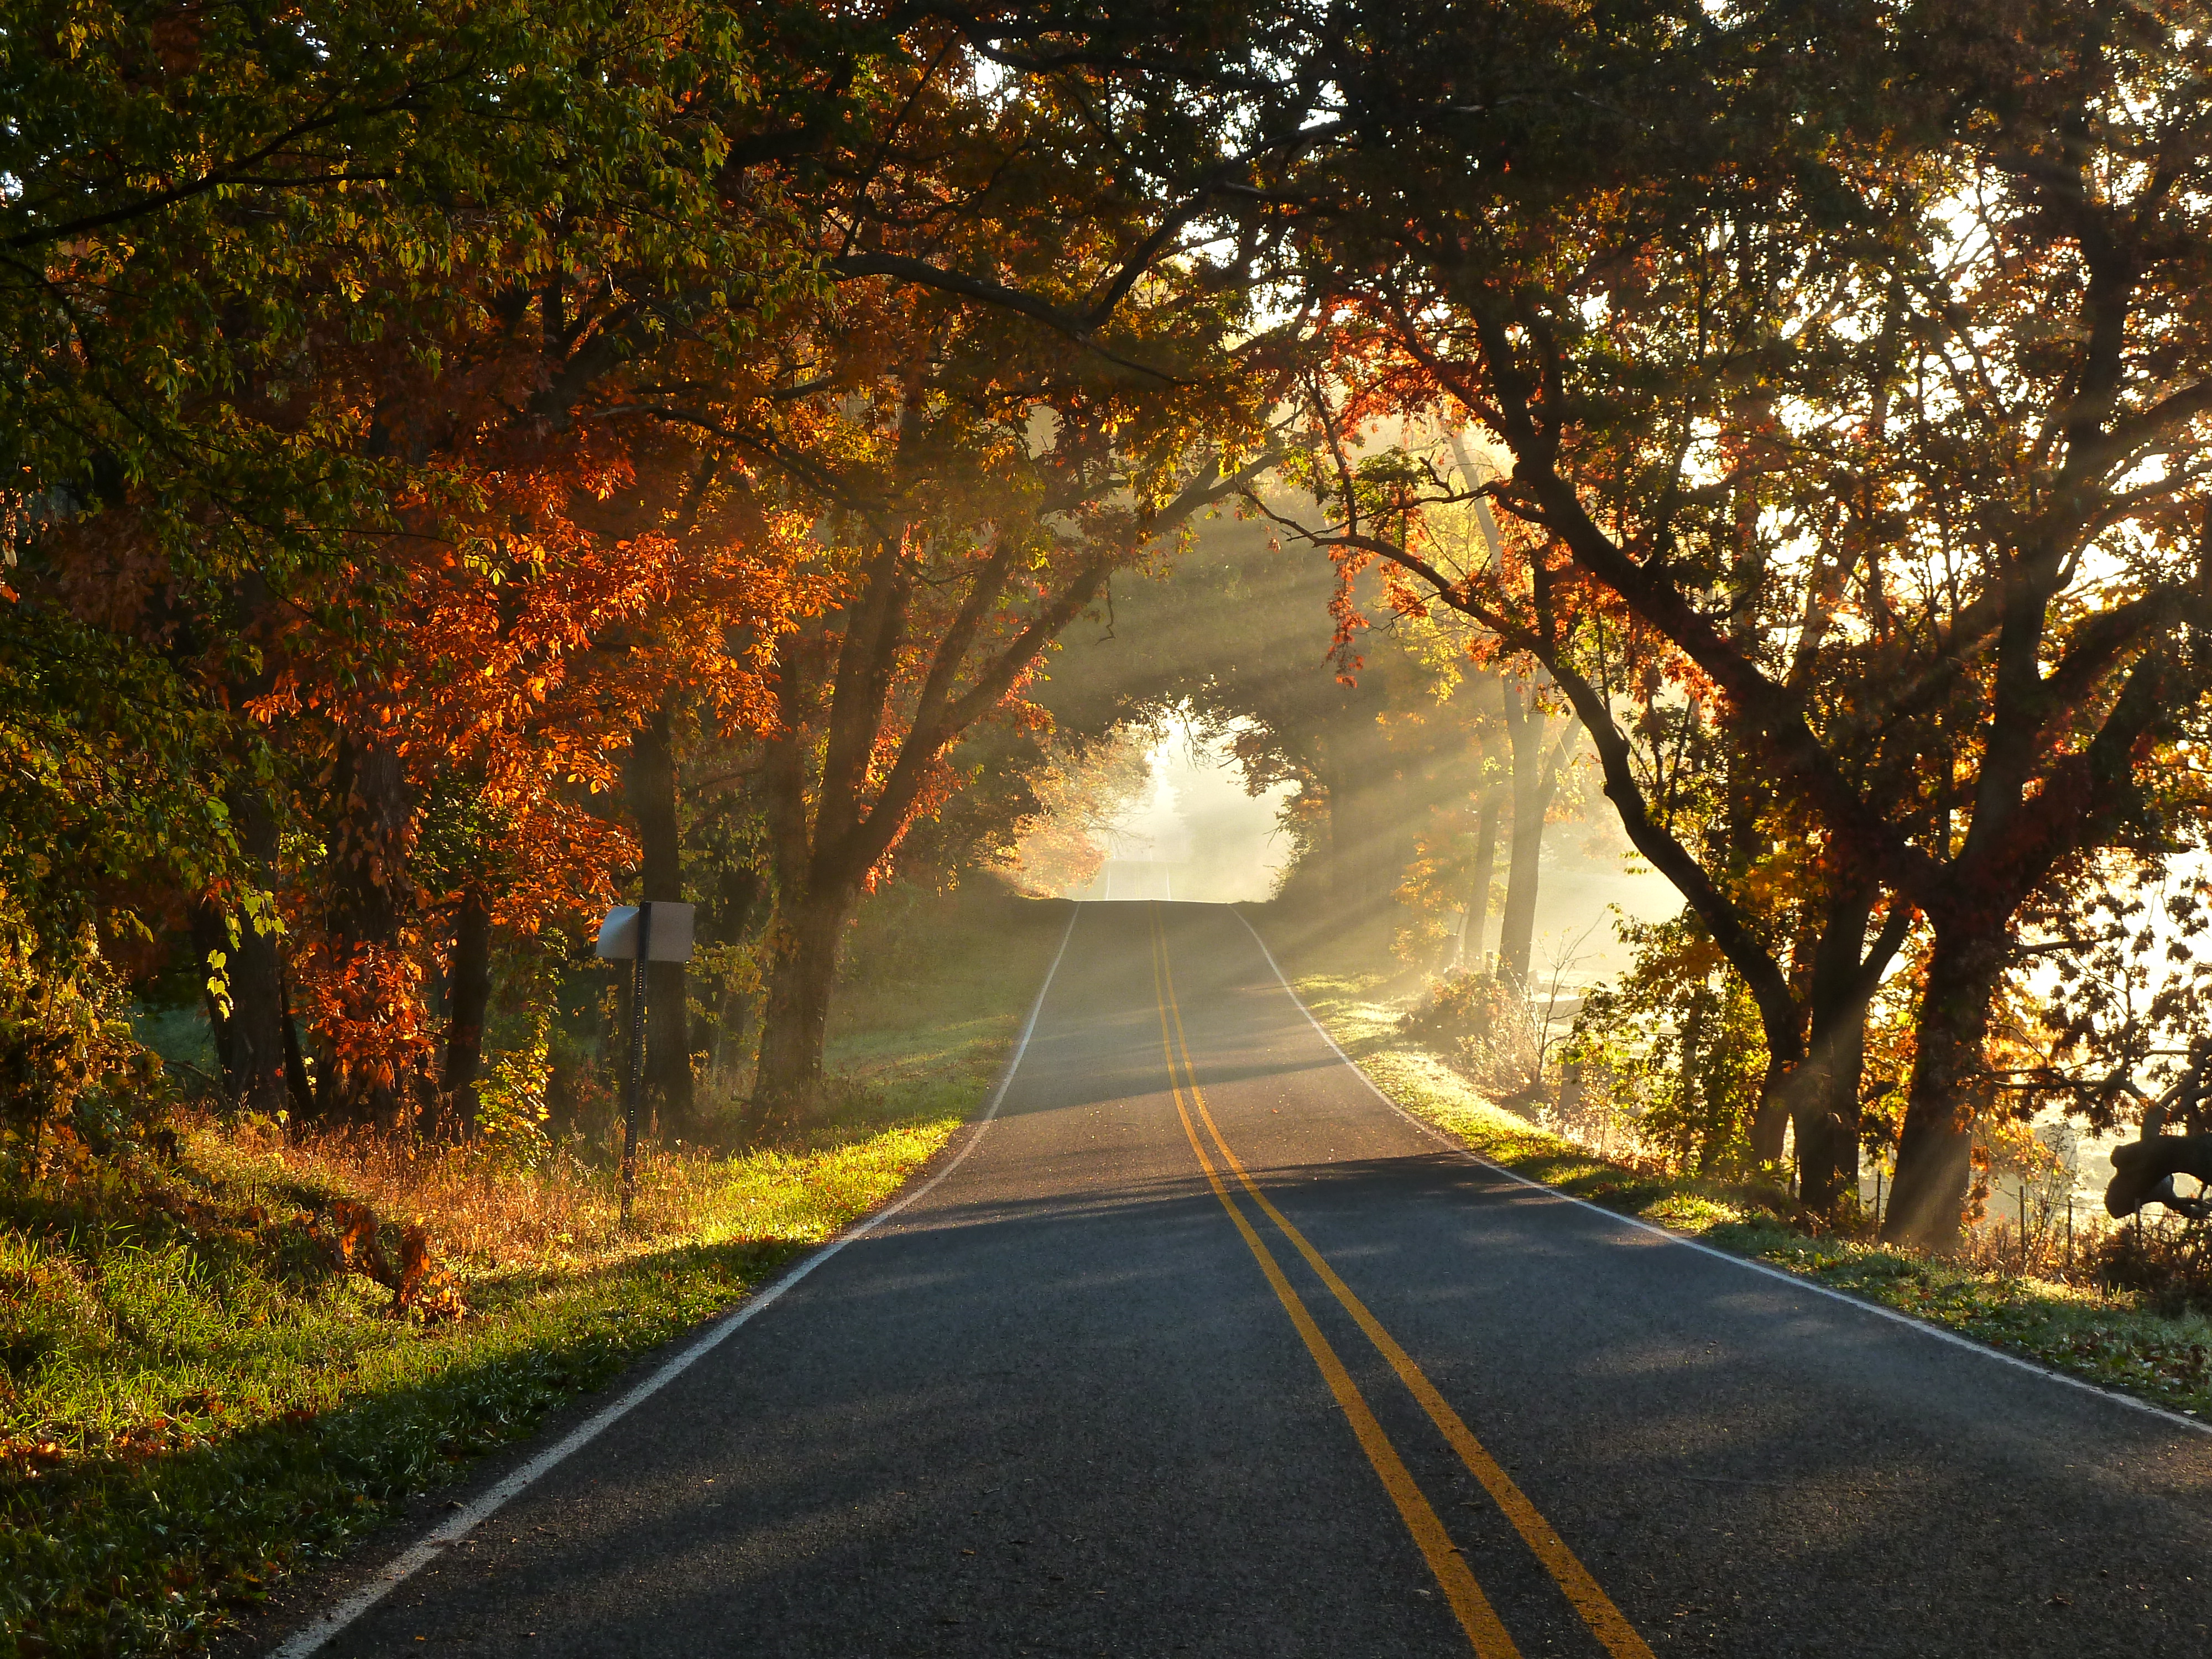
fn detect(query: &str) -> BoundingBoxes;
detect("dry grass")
[170,1093,972,1300]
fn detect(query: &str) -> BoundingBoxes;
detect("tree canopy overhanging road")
[273,904,2212,1659]
[20,9,2212,1650]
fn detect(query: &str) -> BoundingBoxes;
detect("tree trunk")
[626,700,697,1138]
[440,891,493,1138]
[1498,688,1568,988]
[1748,1051,1793,1171]
[1793,887,1881,1217]
[280,967,315,1120]
[1457,790,1503,971]
[1882,925,2002,1251]
[1496,789,1547,988]
[324,737,415,1129]
[189,903,239,1097]
[704,865,764,1088]
[750,895,847,1125]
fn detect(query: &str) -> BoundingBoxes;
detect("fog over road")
[285,902,2212,1658]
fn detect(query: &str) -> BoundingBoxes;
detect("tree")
[4,0,876,1131]
[1214,0,2212,1243]
[596,35,1282,1117]
[1267,397,1916,1204]
[744,414,1266,1115]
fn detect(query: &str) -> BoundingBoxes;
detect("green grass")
[1264,937,2212,1426]
[1,886,1072,1658]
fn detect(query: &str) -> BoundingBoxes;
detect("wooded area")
[9,0,2212,1264]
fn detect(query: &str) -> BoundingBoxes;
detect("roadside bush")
[1556,914,1768,1179]
[2094,1215,2212,1316]
[1400,969,1541,1101]
[0,901,169,1181]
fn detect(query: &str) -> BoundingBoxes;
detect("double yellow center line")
[1147,908,1652,1659]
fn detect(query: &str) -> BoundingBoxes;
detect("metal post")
[620,901,653,1228]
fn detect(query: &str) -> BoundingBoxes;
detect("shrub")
[2095,1215,2212,1316]
[0,901,168,1182]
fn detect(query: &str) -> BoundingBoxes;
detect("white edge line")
[1229,906,2212,1443]
[270,901,1087,1659]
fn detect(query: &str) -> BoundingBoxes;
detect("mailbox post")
[594,901,696,1226]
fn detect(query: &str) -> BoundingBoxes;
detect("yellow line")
[1146,912,1520,1659]
[1156,912,1657,1659]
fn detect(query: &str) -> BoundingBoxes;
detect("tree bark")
[750,896,846,1119]
[627,700,697,1138]
[1457,789,1503,969]
[1792,885,1883,1215]
[1497,795,1545,987]
[1882,925,2003,1250]
[440,890,493,1138]
[1748,1052,1794,1172]
[703,864,765,1087]
[189,903,239,1098]
[280,966,315,1120]
[323,736,415,1128]
[1498,689,1568,987]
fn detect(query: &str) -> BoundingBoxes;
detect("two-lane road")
[284,902,2212,1658]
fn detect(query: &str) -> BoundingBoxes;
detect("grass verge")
[2,888,1071,1658]
[1264,939,2212,1426]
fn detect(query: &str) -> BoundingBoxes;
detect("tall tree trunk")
[1680,989,1716,1175]
[1882,925,2002,1251]
[1498,691,1567,987]
[627,700,696,1138]
[751,894,847,1121]
[189,903,238,1097]
[1496,791,1546,987]
[280,966,315,1120]
[1792,886,1881,1215]
[1457,789,1503,970]
[440,891,493,1138]
[703,865,764,1088]
[324,737,416,1128]
[1748,1051,1794,1172]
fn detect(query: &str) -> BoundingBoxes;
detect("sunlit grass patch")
[696,1115,964,1247]
[1641,1192,1749,1233]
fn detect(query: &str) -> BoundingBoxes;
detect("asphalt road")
[282,901,2212,1658]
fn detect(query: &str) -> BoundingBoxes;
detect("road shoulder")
[1243,912,2212,1430]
